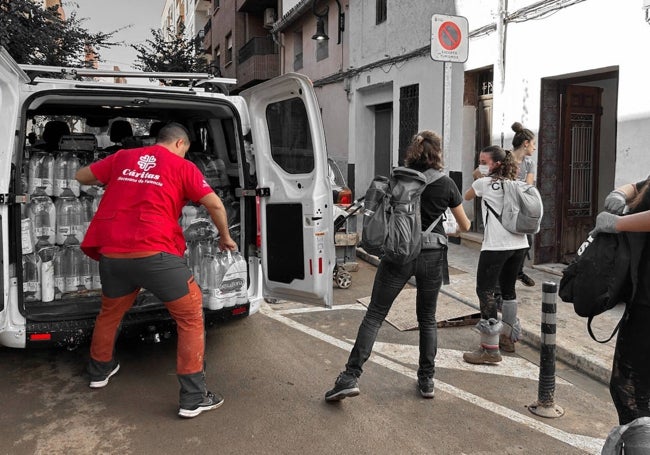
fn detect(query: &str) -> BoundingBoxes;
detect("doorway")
[374,103,392,177]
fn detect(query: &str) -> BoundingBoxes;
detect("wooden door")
[374,104,393,177]
[560,84,603,261]
[473,93,493,232]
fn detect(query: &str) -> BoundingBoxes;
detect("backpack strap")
[587,312,623,344]
[423,213,444,235]
[421,169,446,233]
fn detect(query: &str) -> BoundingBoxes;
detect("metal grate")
[398,84,419,165]
[568,113,594,217]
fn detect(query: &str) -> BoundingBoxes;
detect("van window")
[266,98,314,174]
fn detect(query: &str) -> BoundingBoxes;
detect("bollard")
[528,281,565,418]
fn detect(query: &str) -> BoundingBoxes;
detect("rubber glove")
[589,212,620,237]
[603,190,627,215]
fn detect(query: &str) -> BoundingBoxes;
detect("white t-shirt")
[517,156,535,182]
[473,177,529,251]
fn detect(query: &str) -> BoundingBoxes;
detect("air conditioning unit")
[263,8,275,29]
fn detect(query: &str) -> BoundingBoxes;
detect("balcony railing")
[238,36,278,64]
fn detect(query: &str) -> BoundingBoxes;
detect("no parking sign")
[430,14,469,63]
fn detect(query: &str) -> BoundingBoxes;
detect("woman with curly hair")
[463,145,529,363]
[324,130,470,401]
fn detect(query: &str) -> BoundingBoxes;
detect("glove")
[589,212,620,237]
[603,190,627,214]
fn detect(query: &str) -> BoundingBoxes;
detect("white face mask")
[478,164,490,176]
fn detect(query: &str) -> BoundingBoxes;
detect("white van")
[0,48,335,349]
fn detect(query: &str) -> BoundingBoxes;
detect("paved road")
[0,260,619,454]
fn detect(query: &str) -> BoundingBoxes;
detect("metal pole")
[528,281,564,418]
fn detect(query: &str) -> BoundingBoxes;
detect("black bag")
[559,232,632,342]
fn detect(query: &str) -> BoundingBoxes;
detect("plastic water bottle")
[207,253,228,310]
[28,187,56,246]
[79,254,92,291]
[79,194,94,237]
[233,251,248,305]
[52,246,64,299]
[92,187,104,214]
[37,245,56,303]
[53,151,80,197]
[62,235,82,293]
[55,188,83,245]
[90,259,101,290]
[28,151,54,196]
[22,253,41,302]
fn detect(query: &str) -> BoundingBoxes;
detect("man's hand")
[603,190,627,214]
[589,212,620,237]
[218,236,238,252]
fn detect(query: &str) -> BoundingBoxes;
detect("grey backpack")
[361,167,444,264]
[485,179,543,235]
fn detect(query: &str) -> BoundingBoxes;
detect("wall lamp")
[311,0,345,44]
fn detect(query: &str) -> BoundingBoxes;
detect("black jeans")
[345,249,445,380]
[476,248,527,320]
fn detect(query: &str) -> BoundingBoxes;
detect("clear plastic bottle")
[207,253,228,310]
[62,235,82,293]
[55,188,83,245]
[52,246,64,300]
[79,254,92,291]
[22,253,41,302]
[199,252,214,300]
[90,259,101,290]
[191,239,213,286]
[27,151,55,196]
[92,187,104,214]
[37,244,57,303]
[79,194,94,238]
[27,187,56,246]
[53,151,81,197]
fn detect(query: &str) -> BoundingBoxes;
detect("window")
[398,84,419,164]
[316,17,328,61]
[225,33,233,65]
[376,0,387,24]
[293,30,303,71]
[266,98,314,174]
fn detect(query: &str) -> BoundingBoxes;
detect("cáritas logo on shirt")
[117,155,163,187]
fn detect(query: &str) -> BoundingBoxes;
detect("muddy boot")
[463,318,503,365]
[500,299,521,353]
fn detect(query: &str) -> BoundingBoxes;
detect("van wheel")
[335,269,352,289]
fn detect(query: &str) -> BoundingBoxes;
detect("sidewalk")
[356,238,623,385]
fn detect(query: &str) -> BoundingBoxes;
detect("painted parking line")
[260,302,604,454]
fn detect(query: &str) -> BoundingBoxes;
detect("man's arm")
[75,166,102,186]
[199,192,237,251]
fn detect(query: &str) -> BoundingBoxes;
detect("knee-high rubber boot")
[463,318,503,364]
[178,371,207,409]
[500,299,521,352]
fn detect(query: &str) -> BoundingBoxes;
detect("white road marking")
[275,303,365,315]
[260,302,604,454]
[370,341,569,384]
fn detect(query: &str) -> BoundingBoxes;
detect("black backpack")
[558,232,633,342]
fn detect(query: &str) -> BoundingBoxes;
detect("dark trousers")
[476,248,527,319]
[346,249,444,380]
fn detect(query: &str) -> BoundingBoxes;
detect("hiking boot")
[178,391,224,418]
[89,362,120,388]
[325,371,360,402]
[418,377,435,399]
[463,347,502,365]
[499,334,516,353]
[518,273,535,287]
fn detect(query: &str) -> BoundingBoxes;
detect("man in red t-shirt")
[76,122,237,418]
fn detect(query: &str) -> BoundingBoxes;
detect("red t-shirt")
[81,144,213,260]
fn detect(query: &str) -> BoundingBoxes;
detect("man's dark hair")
[157,122,190,144]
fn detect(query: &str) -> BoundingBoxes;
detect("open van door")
[242,73,334,307]
[0,48,28,334]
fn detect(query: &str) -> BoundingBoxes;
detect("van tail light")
[256,196,261,249]
[337,188,353,206]
[29,333,52,341]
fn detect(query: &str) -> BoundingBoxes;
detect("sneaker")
[518,273,535,287]
[178,391,224,418]
[463,347,502,365]
[325,371,360,402]
[89,362,120,388]
[499,334,516,353]
[418,377,435,399]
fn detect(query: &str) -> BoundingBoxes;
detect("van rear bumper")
[24,303,250,348]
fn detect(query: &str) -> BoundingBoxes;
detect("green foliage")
[0,0,117,66]
[131,23,210,84]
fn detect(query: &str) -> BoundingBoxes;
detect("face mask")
[478,164,490,176]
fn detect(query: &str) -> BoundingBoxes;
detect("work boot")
[499,334,516,353]
[518,273,535,287]
[325,371,359,402]
[463,347,503,365]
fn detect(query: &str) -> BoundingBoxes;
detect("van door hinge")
[0,194,29,205]
[236,188,270,197]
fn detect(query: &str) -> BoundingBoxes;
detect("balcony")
[236,36,279,89]
[195,0,211,13]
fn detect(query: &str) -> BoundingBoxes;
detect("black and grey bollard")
[528,281,565,418]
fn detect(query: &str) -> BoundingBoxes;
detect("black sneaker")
[325,371,360,402]
[418,377,435,399]
[518,273,535,287]
[178,391,224,418]
[89,362,120,389]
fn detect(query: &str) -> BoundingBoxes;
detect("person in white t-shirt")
[463,145,529,364]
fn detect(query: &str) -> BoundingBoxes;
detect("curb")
[355,247,611,385]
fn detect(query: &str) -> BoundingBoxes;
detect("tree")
[0,0,117,66]
[131,23,210,84]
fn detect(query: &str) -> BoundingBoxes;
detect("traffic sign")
[431,14,469,63]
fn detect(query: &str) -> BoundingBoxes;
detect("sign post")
[430,14,468,171]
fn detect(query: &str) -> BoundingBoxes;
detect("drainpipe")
[496,0,508,140]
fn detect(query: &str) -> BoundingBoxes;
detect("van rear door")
[242,73,334,307]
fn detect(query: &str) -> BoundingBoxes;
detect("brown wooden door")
[473,93,493,232]
[559,84,603,261]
